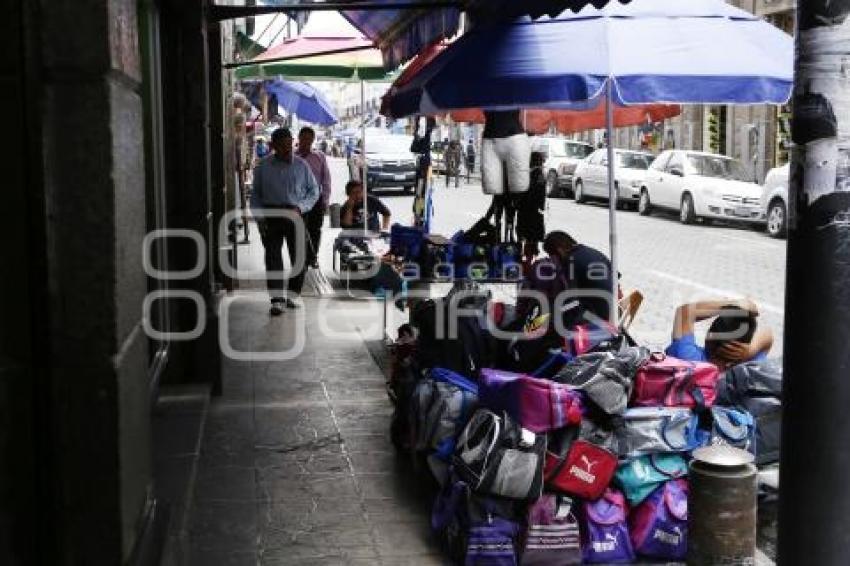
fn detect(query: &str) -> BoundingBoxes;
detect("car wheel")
[574,180,586,204]
[680,193,697,224]
[638,188,652,216]
[546,170,560,197]
[766,199,787,238]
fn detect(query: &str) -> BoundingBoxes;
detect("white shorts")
[481,134,531,195]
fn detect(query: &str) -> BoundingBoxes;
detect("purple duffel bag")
[520,494,582,565]
[581,488,636,564]
[629,478,688,560]
[479,369,582,433]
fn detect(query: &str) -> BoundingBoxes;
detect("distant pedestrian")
[297,126,332,269]
[445,140,462,188]
[251,127,320,315]
[255,136,270,162]
[465,139,476,183]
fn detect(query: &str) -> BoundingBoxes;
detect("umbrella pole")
[605,81,618,328]
[361,79,368,232]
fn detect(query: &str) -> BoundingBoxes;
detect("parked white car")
[572,149,655,208]
[762,163,789,238]
[639,150,765,225]
[532,137,594,198]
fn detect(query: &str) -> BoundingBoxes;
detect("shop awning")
[342,0,633,69]
[234,36,390,81]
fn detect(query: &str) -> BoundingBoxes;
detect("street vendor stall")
[381,0,794,325]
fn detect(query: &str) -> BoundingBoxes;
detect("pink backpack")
[633,354,719,408]
[479,369,583,433]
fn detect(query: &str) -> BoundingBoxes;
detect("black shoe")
[284,298,302,309]
[270,300,284,316]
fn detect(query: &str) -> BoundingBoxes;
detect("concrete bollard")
[688,445,758,565]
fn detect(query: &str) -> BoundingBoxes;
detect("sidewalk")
[180,293,445,565]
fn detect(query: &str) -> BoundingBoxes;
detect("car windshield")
[617,152,654,170]
[687,154,751,181]
[366,136,412,154]
[566,143,594,159]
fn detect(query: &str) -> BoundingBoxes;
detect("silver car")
[572,149,655,209]
[762,163,789,238]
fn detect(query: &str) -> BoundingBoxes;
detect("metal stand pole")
[605,81,618,327]
[778,1,850,564]
[361,78,368,231]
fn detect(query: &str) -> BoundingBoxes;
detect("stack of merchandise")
[386,289,781,565]
[388,221,523,282]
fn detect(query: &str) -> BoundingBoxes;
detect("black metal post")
[779,2,850,564]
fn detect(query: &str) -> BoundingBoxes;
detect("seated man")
[666,298,774,369]
[340,179,391,233]
[542,230,614,325]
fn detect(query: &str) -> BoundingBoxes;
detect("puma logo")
[592,533,618,552]
[653,528,682,546]
[581,455,599,472]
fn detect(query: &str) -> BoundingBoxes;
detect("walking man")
[465,139,476,183]
[445,140,462,188]
[251,127,320,315]
[296,126,332,268]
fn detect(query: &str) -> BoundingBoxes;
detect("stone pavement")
[167,160,782,565]
[182,293,446,566]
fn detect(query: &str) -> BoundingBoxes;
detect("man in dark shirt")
[543,230,613,324]
[340,180,391,233]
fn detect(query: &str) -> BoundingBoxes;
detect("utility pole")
[779,2,850,565]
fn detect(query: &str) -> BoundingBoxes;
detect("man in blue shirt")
[251,128,320,315]
[666,298,774,369]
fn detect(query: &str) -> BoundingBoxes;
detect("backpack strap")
[545,426,579,481]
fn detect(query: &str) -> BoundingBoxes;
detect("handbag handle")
[660,414,693,451]
[711,408,752,443]
[649,453,685,478]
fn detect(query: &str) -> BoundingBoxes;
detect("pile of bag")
[389,221,524,282]
[387,290,782,565]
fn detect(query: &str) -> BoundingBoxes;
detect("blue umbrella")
[264,79,338,126]
[388,0,793,115]
[385,0,794,324]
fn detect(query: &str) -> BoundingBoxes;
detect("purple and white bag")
[466,517,520,566]
[520,495,582,565]
[629,478,688,561]
[581,488,636,564]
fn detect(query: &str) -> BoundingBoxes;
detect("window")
[650,151,672,171]
[617,152,654,170]
[666,153,685,174]
[550,141,568,158]
[565,143,594,159]
[686,154,751,181]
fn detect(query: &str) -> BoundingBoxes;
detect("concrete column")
[2,0,157,563]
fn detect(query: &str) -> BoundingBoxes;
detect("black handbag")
[454,409,546,501]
